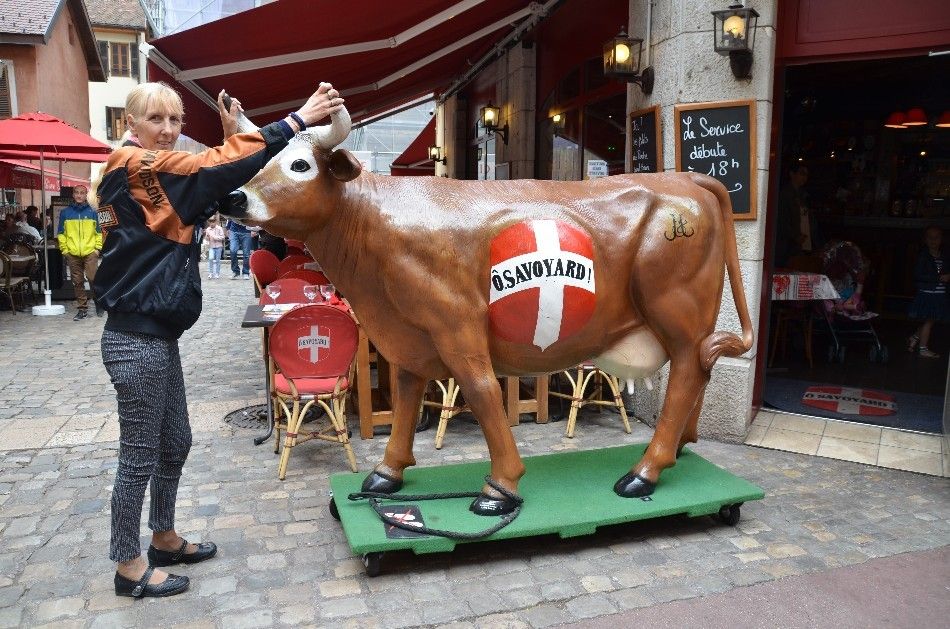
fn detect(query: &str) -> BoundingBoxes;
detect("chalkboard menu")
[674,100,757,220]
[629,105,662,173]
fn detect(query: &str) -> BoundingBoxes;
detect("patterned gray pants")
[101,329,192,562]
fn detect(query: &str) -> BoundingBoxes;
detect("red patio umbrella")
[0,113,111,315]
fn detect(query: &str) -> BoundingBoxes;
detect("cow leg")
[360,369,427,494]
[444,353,525,515]
[615,352,709,497]
[677,384,708,455]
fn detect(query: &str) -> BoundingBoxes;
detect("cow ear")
[328,149,362,182]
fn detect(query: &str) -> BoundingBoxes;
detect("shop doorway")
[764,54,950,435]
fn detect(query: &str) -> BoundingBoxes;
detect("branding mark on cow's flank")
[664,213,694,241]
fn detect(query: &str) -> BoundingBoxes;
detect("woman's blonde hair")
[125,82,184,119]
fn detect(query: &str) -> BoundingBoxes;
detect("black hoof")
[469,493,519,516]
[360,470,402,494]
[613,473,656,497]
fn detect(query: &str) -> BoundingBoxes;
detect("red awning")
[0,113,112,155]
[146,0,554,146]
[390,117,436,176]
[0,158,90,193]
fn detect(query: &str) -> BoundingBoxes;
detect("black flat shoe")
[115,566,189,598]
[147,539,217,567]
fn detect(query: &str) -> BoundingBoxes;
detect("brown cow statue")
[220,103,754,515]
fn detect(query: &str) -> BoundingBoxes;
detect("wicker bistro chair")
[268,304,360,479]
[549,364,631,438]
[279,268,330,286]
[249,249,280,295]
[276,254,315,278]
[258,278,311,306]
[0,252,31,314]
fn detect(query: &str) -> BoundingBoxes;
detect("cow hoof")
[613,473,656,497]
[469,494,519,516]
[360,470,402,494]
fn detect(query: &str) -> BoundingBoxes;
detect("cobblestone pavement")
[1,279,948,628]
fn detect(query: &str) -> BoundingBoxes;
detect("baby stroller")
[819,241,888,363]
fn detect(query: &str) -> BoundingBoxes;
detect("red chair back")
[249,249,280,287]
[279,268,330,286]
[276,254,314,278]
[269,304,358,379]
[285,239,307,257]
[258,278,309,305]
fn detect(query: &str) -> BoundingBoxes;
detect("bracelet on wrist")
[288,111,307,131]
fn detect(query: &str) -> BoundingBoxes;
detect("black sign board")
[629,105,662,174]
[674,100,757,220]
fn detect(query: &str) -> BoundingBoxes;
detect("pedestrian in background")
[227,218,253,279]
[56,185,102,320]
[204,215,226,278]
[907,226,950,359]
[93,80,344,599]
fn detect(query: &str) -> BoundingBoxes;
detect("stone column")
[497,42,537,179]
[628,0,778,442]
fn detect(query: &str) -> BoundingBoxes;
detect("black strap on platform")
[347,476,523,540]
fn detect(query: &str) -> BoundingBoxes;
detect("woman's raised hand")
[296,83,345,128]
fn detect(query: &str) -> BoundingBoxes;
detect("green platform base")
[330,443,764,557]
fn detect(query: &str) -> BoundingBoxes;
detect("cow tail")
[689,173,755,372]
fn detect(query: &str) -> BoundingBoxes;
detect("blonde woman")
[94,81,344,598]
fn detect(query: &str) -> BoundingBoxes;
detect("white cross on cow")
[297,325,330,362]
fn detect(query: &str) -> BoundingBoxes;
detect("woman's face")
[128,104,183,151]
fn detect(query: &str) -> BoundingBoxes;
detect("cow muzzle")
[218,190,248,219]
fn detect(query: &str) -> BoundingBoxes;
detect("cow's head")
[219,97,362,239]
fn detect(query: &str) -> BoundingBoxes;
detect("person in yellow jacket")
[57,184,103,319]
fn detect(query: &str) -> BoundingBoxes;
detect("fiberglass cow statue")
[221,102,754,515]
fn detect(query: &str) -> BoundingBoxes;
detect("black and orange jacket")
[93,123,290,339]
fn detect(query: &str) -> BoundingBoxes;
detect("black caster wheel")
[329,497,340,521]
[718,503,742,526]
[363,552,383,577]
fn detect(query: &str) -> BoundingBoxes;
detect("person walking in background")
[204,215,226,278]
[776,162,817,267]
[93,80,343,599]
[57,185,103,320]
[227,218,253,279]
[907,226,950,359]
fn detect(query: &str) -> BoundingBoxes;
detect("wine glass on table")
[265,283,281,307]
[320,284,335,303]
[303,284,318,304]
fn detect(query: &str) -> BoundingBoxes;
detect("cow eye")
[290,159,310,173]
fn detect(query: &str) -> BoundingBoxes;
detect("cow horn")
[221,92,259,133]
[308,106,351,149]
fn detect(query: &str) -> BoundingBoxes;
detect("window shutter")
[0,64,11,119]
[106,107,114,140]
[131,46,140,81]
[97,40,110,79]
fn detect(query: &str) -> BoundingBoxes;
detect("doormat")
[764,377,942,433]
[802,386,896,416]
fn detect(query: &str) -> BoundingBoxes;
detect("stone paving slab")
[0,280,948,627]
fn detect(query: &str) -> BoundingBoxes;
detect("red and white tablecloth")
[771,272,841,301]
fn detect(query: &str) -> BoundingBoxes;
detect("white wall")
[88,29,146,185]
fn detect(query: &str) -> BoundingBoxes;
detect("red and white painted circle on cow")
[488,219,595,350]
[801,386,896,416]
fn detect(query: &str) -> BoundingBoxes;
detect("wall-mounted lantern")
[428,145,447,164]
[603,28,654,94]
[711,3,759,79]
[480,102,508,144]
[551,112,566,132]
